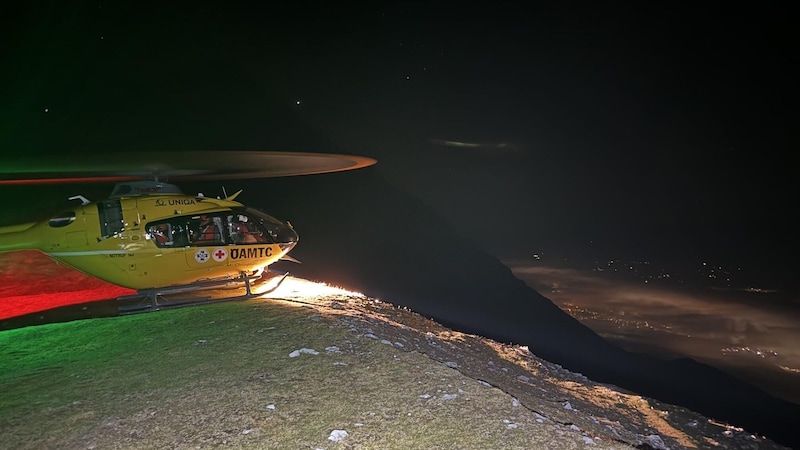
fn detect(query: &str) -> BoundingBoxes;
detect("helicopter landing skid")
[117,271,289,314]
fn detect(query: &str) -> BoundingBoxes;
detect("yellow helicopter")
[0,151,376,312]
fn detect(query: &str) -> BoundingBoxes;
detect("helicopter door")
[184,214,231,269]
[97,200,124,238]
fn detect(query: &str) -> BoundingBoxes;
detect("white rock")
[328,429,348,442]
[290,348,319,357]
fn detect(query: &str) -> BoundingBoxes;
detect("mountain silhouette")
[248,167,800,449]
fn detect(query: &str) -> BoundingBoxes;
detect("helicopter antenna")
[69,195,91,205]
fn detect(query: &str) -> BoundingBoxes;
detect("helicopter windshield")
[241,207,299,244]
[146,208,297,248]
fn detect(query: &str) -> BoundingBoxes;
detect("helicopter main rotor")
[0,151,377,185]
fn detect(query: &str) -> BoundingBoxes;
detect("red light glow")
[0,251,134,320]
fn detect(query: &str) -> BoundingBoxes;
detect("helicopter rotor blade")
[0,151,377,185]
[0,175,143,185]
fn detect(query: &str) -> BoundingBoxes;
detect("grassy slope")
[0,287,787,449]
[0,299,613,449]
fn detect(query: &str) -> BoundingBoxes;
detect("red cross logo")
[212,247,228,262]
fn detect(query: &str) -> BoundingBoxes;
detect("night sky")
[2,2,800,440]
[3,3,796,276]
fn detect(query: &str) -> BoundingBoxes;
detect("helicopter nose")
[276,223,298,257]
[260,217,298,245]
[278,222,299,244]
[279,241,298,253]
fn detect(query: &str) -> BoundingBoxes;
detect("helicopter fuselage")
[0,183,298,290]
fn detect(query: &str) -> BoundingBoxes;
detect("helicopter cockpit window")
[148,223,173,246]
[147,221,189,248]
[242,207,298,244]
[189,215,226,246]
[149,210,296,247]
[227,213,270,244]
[48,211,76,228]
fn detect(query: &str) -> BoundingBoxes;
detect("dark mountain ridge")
[247,168,799,449]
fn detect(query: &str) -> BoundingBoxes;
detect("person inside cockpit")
[195,215,223,244]
[230,214,259,244]
[150,223,171,245]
